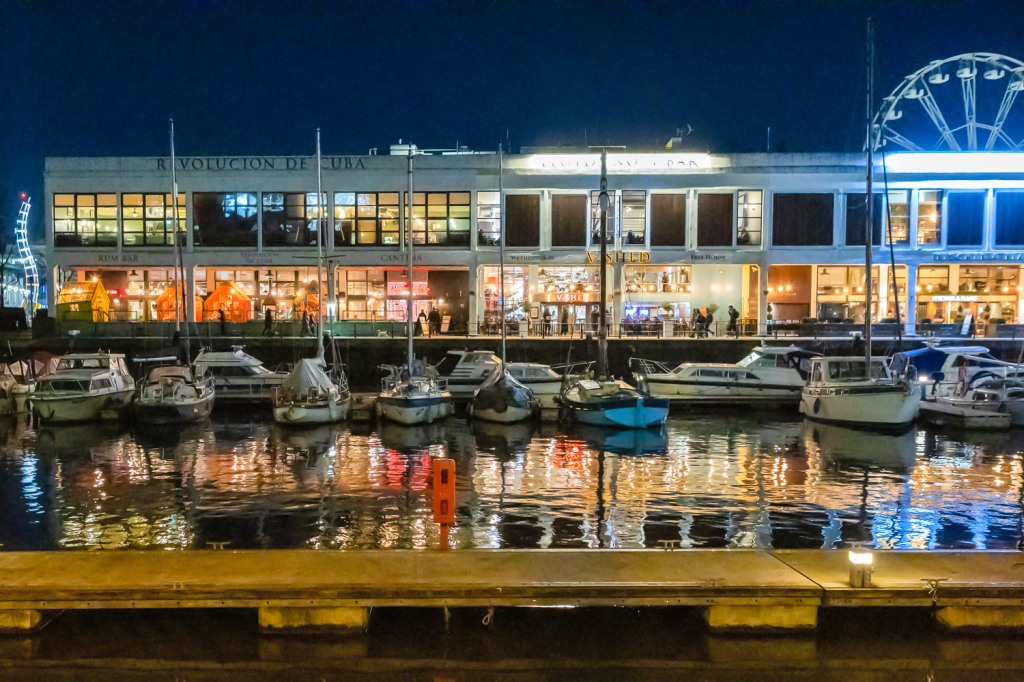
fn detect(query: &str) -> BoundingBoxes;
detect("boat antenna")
[864,18,874,371]
[406,147,415,374]
[315,128,325,363]
[880,147,903,351]
[498,142,506,371]
[170,117,190,364]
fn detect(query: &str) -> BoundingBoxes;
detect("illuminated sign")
[387,281,429,296]
[587,251,651,264]
[931,295,979,302]
[555,294,588,302]
[521,153,711,174]
[885,152,1024,174]
[934,252,1024,262]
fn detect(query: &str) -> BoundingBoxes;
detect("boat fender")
[813,398,821,414]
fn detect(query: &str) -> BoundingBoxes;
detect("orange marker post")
[432,458,456,549]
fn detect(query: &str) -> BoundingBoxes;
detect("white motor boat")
[800,356,920,431]
[919,388,1012,430]
[134,363,215,425]
[958,377,1024,426]
[902,344,1018,399]
[378,364,453,426]
[434,350,564,407]
[560,377,669,429]
[31,352,135,423]
[273,358,349,426]
[468,370,537,423]
[631,345,820,405]
[193,346,287,405]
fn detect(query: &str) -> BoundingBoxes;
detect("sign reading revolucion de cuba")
[156,157,367,171]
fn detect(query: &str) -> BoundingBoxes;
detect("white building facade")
[43,149,1024,333]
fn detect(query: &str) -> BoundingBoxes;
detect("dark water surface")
[1,411,1023,551]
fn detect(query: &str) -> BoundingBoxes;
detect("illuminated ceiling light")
[785,285,792,291]
[885,152,1024,174]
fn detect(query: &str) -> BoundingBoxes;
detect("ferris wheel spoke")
[882,128,925,152]
[961,66,978,150]
[917,80,961,151]
[985,80,1021,150]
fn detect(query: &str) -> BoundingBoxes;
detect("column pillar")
[877,263,889,320]
[758,264,769,333]
[185,261,195,327]
[905,266,917,335]
[613,262,624,333]
[467,263,478,336]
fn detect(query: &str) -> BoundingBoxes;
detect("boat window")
[776,355,794,368]
[1007,389,1024,400]
[435,354,462,377]
[974,391,999,402]
[91,378,110,390]
[214,367,251,377]
[744,372,759,381]
[250,365,271,375]
[811,364,822,382]
[43,379,87,391]
[700,369,724,378]
[58,358,109,370]
[736,352,762,367]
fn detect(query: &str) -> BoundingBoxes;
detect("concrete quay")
[2,550,1024,635]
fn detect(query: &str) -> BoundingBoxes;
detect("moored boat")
[435,350,563,408]
[919,394,1012,430]
[378,365,453,425]
[468,370,537,423]
[273,358,349,425]
[560,377,669,429]
[193,346,287,406]
[134,363,215,425]
[799,356,920,431]
[630,345,820,405]
[31,352,134,423]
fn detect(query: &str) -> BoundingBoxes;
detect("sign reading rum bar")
[586,251,651,264]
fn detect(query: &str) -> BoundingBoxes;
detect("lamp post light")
[848,549,874,587]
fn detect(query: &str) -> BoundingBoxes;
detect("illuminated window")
[192,193,257,247]
[336,192,399,246]
[917,190,942,245]
[620,191,646,245]
[53,194,117,247]
[262,192,324,247]
[737,190,762,245]
[406,192,471,246]
[477,191,501,246]
[885,190,909,245]
[122,194,184,247]
[590,190,616,245]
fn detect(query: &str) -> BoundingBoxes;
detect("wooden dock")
[2,549,1023,633]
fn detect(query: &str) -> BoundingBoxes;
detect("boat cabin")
[807,357,892,384]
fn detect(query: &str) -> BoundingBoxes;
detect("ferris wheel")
[873,53,1024,152]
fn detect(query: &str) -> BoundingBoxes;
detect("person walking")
[590,307,600,335]
[727,304,740,337]
[428,306,441,337]
[218,308,226,336]
[560,307,569,336]
[542,308,551,337]
[263,307,273,336]
[704,307,715,337]
[417,309,427,336]
[694,308,706,338]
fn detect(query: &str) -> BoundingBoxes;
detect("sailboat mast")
[407,149,415,371]
[865,18,874,370]
[498,143,506,370]
[316,129,324,355]
[598,150,609,379]
[170,118,189,362]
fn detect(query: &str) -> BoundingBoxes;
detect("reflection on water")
[2,411,1023,552]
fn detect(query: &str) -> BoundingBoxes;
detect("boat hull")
[562,395,669,429]
[644,379,802,405]
[33,389,134,423]
[800,386,920,430]
[919,400,1011,430]
[134,395,214,425]
[273,397,349,425]
[470,404,534,424]
[379,395,453,426]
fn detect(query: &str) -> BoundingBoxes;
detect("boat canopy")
[282,359,335,395]
[147,365,192,383]
[902,346,999,378]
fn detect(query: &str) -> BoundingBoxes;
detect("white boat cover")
[282,359,335,395]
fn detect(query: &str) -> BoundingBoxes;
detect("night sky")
[3,0,1024,238]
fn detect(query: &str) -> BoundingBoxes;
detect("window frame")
[53,193,118,248]
[406,191,471,247]
[191,192,259,248]
[122,193,185,247]
[261,191,325,248]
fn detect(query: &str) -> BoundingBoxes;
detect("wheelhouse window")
[262,192,324,247]
[737,190,762,245]
[917,190,942,245]
[620,191,646,245]
[122,194,184,247]
[406,192,471,246]
[53,194,117,247]
[192,193,257,248]
[477,191,501,246]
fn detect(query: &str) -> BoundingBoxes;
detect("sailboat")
[378,147,454,425]
[135,118,216,425]
[273,129,351,426]
[799,19,919,431]
[559,150,669,429]
[469,144,537,423]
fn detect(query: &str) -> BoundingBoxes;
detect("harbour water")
[1,412,1022,552]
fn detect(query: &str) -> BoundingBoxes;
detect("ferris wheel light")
[886,152,1024,174]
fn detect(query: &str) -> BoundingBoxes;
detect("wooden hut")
[56,280,109,323]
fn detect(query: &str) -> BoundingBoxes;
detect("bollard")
[848,550,873,587]
[433,459,456,549]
